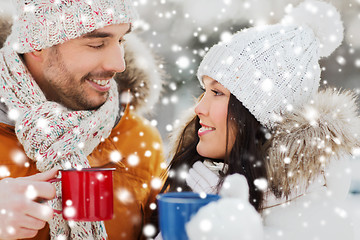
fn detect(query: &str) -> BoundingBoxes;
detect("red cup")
[50,168,115,221]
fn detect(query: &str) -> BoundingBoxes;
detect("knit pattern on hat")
[197,0,343,129]
[198,24,320,128]
[7,0,138,53]
[0,44,119,239]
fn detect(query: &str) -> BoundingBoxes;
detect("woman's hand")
[186,161,220,194]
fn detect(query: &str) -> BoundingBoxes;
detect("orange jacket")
[0,106,165,240]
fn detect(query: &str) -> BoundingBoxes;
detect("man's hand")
[0,168,58,239]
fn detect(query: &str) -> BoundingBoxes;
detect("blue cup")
[157,192,220,240]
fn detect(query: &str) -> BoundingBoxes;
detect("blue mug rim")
[157,192,220,204]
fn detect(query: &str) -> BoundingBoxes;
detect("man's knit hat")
[6,0,138,53]
[197,0,343,128]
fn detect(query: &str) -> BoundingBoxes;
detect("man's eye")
[89,44,104,49]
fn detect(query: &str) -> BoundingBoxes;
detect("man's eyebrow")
[82,31,113,39]
[82,25,132,39]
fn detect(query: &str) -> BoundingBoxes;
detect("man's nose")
[102,44,126,73]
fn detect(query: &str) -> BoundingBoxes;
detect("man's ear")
[25,49,45,62]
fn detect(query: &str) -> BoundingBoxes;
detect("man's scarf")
[0,43,119,239]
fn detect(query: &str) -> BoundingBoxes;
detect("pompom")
[282,0,344,57]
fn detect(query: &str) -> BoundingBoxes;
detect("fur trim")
[115,33,164,115]
[0,15,11,49]
[0,16,163,115]
[268,88,360,198]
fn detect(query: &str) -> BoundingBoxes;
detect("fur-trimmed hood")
[0,16,163,115]
[115,33,164,115]
[268,88,360,198]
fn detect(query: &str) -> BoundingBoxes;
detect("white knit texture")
[198,24,321,128]
[7,0,138,53]
[197,0,343,129]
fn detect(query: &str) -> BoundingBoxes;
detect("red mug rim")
[59,168,116,172]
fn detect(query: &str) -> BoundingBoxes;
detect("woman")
[162,76,268,212]
[156,1,359,239]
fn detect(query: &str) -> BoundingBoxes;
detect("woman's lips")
[198,124,215,137]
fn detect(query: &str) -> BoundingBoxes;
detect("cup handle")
[47,178,62,214]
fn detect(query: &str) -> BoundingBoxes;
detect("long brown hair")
[161,94,268,212]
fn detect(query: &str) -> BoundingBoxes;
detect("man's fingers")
[16,214,46,231]
[2,177,56,200]
[1,214,40,240]
[24,202,53,222]
[14,228,38,239]
[23,168,59,182]
[18,180,56,200]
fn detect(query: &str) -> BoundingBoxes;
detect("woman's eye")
[211,89,223,96]
[119,39,126,45]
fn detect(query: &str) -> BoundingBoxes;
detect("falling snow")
[151,177,162,189]
[0,0,359,239]
[25,185,37,200]
[110,150,122,162]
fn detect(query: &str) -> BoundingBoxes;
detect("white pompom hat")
[6,0,138,53]
[197,0,343,128]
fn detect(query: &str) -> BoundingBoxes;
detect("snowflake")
[56,235,67,240]
[110,150,122,162]
[143,224,156,237]
[10,150,26,165]
[8,109,20,121]
[151,177,162,189]
[116,188,134,204]
[177,56,190,69]
[169,82,177,91]
[127,154,139,166]
[220,31,232,43]
[149,203,157,210]
[25,185,38,200]
[254,178,268,191]
[261,79,273,92]
[0,166,10,178]
[144,150,152,157]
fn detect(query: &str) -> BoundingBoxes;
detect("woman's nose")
[195,94,208,116]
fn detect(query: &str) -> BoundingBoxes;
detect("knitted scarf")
[0,44,119,239]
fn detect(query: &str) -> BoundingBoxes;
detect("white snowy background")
[0,0,359,238]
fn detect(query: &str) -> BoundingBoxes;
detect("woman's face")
[195,76,236,159]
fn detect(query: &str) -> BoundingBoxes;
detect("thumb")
[23,168,59,182]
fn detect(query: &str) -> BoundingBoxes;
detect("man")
[0,0,164,239]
